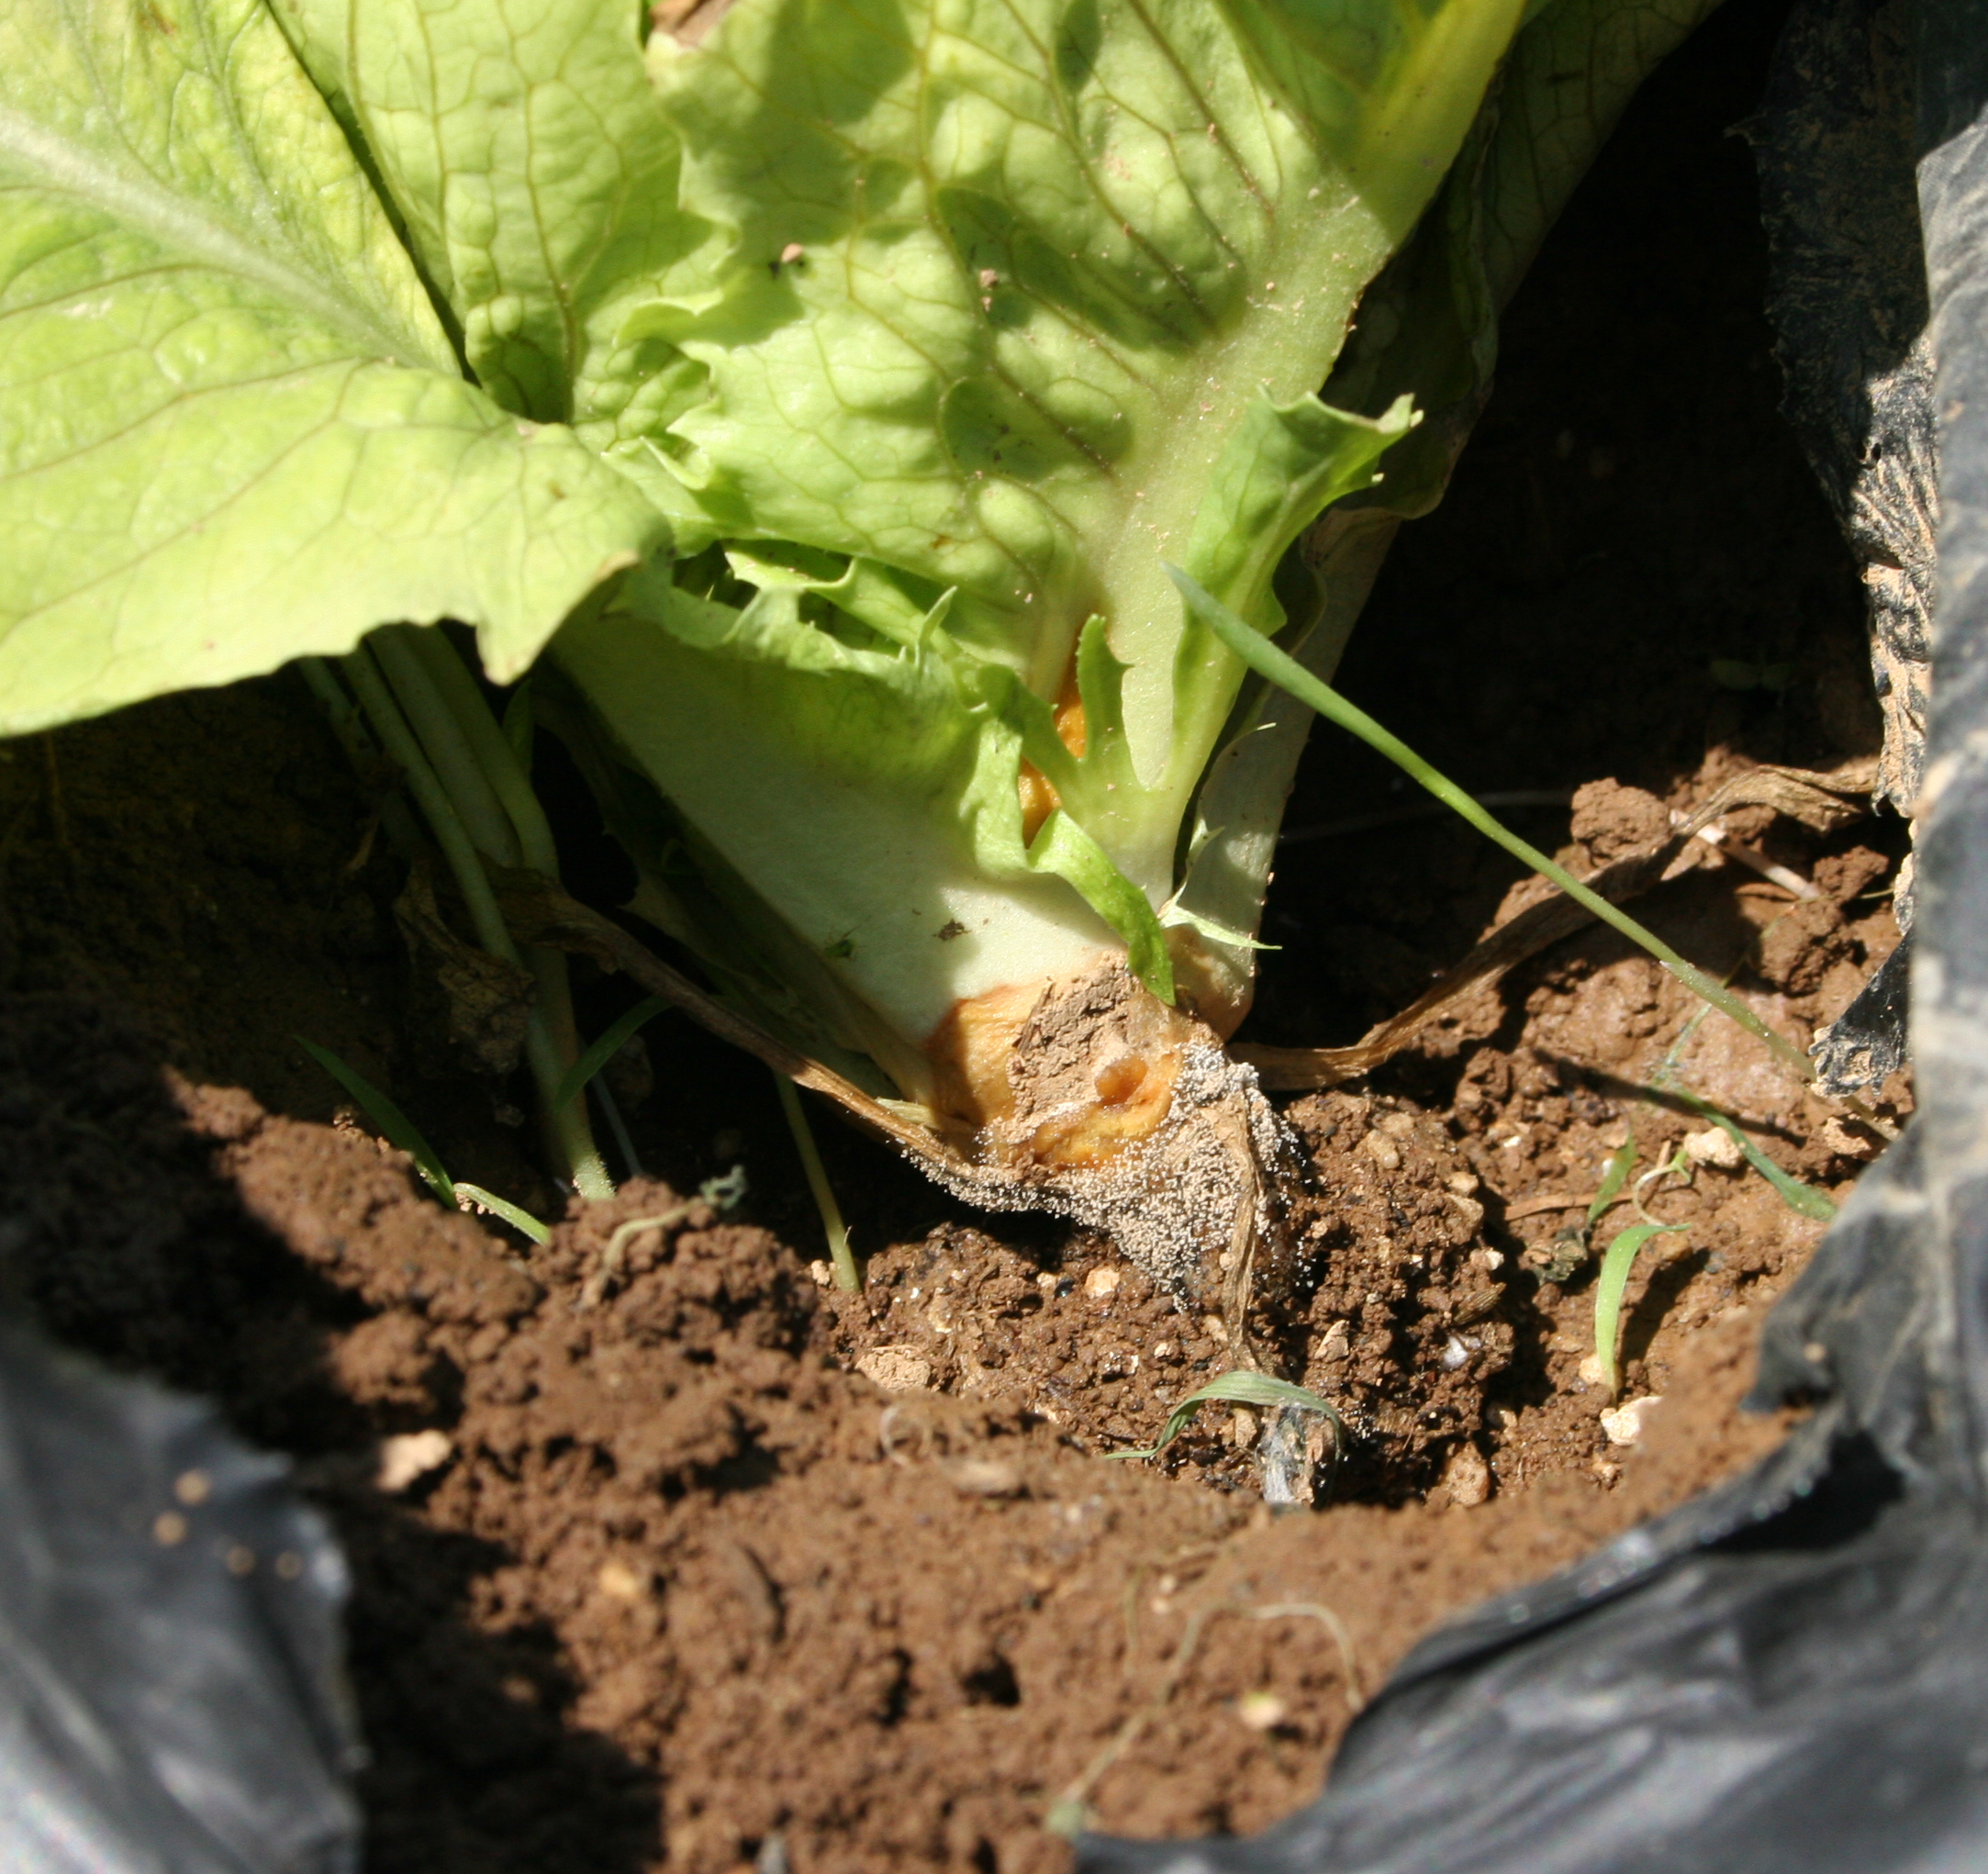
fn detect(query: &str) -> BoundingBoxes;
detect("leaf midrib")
[0,104,448,378]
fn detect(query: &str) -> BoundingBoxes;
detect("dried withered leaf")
[395,859,535,1077]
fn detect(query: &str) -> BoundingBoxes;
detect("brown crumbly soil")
[0,0,1915,1868]
[0,993,1812,1874]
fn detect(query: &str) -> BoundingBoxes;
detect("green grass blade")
[1109,1371,1341,1461]
[1587,1137,1639,1229]
[551,994,673,1117]
[1592,1220,1686,1396]
[1167,567,1817,1088]
[301,1040,555,1243]
[1672,1093,1837,1221]
[297,1036,453,1202]
[451,1181,553,1245]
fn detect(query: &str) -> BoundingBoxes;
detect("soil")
[0,0,1914,1868]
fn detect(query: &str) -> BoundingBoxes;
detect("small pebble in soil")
[598,1561,646,1601]
[946,1457,1025,1498]
[1683,1127,1746,1169]
[1818,1115,1879,1159]
[1600,1396,1664,1445]
[1441,1445,1492,1508]
[376,1429,452,1492]
[1236,1690,1289,1733]
[854,1345,932,1391]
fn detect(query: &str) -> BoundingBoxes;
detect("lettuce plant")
[0,0,1711,1312]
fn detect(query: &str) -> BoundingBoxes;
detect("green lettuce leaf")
[644,0,1522,641]
[0,0,667,736]
[562,0,1527,1037]
[265,0,718,468]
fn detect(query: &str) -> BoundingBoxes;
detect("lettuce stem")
[391,625,561,874]
[379,627,620,1200]
[369,629,520,866]
[343,643,512,953]
[589,1075,647,1182]
[298,655,421,853]
[342,640,614,1201]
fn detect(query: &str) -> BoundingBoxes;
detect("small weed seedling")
[1590,1143,1692,1400]
[1180,568,1863,1402]
[1668,1089,1837,1222]
[299,1038,553,1246]
[771,1072,860,1293]
[1111,1371,1344,1463]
